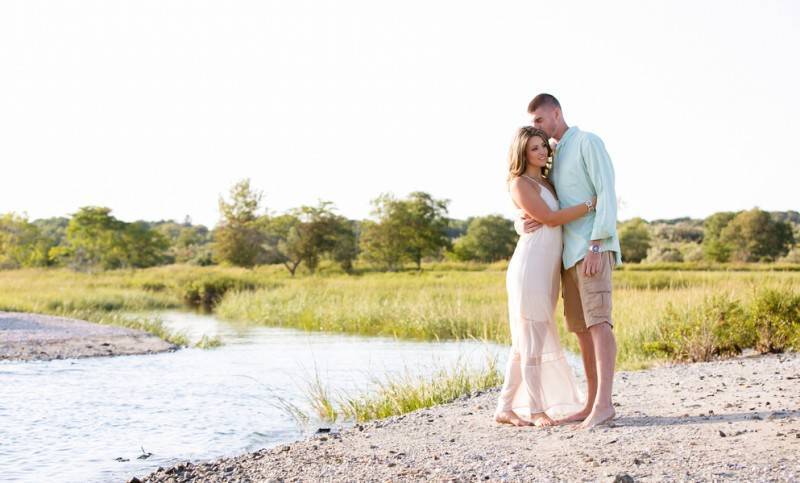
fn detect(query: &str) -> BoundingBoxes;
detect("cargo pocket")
[585,290,610,319]
[584,273,612,323]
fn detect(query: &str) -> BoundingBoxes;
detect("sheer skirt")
[496,221,584,417]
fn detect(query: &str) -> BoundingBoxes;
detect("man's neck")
[553,123,570,141]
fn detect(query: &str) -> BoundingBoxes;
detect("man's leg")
[578,252,617,429]
[578,322,617,429]
[555,265,594,424]
[557,330,596,423]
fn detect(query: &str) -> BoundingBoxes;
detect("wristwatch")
[585,199,594,212]
[589,244,601,254]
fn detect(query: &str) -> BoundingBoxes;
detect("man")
[516,93,622,429]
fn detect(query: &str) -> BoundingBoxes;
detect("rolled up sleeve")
[581,134,618,241]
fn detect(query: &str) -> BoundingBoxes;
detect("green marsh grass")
[216,268,800,370]
[303,355,503,423]
[2,264,799,367]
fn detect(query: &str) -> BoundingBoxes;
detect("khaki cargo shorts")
[562,251,615,333]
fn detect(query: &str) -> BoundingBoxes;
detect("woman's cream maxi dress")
[496,176,584,418]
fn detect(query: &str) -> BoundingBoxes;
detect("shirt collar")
[558,125,578,145]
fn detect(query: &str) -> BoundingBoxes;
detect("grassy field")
[1,263,799,369]
[215,268,800,370]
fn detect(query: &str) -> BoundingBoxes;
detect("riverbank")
[141,352,800,482]
[0,311,178,361]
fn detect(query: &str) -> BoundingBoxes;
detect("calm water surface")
[0,312,570,482]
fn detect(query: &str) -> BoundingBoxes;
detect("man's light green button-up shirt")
[551,126,623,270]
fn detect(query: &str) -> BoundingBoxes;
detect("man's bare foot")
[494,410,531,427]
[529,412,556,427]
[576,406,615,430]
[555,407,591,425]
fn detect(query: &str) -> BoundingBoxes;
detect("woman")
[494,126,595,427]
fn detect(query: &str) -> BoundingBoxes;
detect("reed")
[304,354,503,423]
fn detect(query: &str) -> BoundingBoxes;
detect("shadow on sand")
[611,409,799,428]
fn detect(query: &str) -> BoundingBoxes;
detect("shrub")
[648,295,749,362]
[179,275,258,310]
[749,289,800,353]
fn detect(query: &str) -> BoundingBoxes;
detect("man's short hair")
[527,93,561,113]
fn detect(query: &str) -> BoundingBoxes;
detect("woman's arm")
[509,178,596,227]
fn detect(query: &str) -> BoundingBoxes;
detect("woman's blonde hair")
[507,126,553,182]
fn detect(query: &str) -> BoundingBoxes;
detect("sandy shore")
[0,311,177,361]
[140,352,800,482]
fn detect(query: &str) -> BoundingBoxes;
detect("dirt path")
[140,352,800,482]
[0,311,177,361]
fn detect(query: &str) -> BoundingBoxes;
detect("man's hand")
[514,213,543,235]
[583,243,603,277]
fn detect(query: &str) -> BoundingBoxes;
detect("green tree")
[402,192,451,269]
[702,211,736,262]
[121,221,170,268]
[645,243,684,263]
[359,192,450,270]
[451,215,516,262]
[260,213,303,275]
[0,213,50,269]
[55,206,126,270]
[446,218,470,241]
[720,208,794,262]
[618,217,652,263]
[54,207,169,270]
[32,217,69,260]
[358,219,406,270]
[329,217,358,273]
[261,202,357,275]
[213,179,268,268]
[155,219,213,265]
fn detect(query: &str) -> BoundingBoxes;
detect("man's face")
[530,106,558,138]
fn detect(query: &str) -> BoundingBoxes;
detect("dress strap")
[520,175,557,200]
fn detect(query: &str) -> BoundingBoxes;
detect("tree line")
[0,179,797,272]
[619,210,798,263]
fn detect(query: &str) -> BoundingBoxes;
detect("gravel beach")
[0,311,177,361]
[140,352,800,482]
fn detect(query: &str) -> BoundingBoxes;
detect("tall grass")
[216,271,509,341]
[0,268,178,314]
[2,264,798,368]
[0,267,245,345]
[216,269,800,370]
[303,355,503,423]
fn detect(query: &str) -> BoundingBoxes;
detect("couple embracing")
[494,93,621,430]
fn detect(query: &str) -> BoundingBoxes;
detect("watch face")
[591,245,600,253]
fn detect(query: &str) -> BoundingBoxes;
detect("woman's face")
[525,135,549,168]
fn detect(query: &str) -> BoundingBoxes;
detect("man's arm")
[581,133,617,276]
[514,210,542,235]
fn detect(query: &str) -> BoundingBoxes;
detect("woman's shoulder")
[509,175,540,194]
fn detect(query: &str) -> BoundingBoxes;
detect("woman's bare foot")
[529,412,556,427]
[576,406,616,430]
[494,410,532,427]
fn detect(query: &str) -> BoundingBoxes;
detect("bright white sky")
[1,0,798,227]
